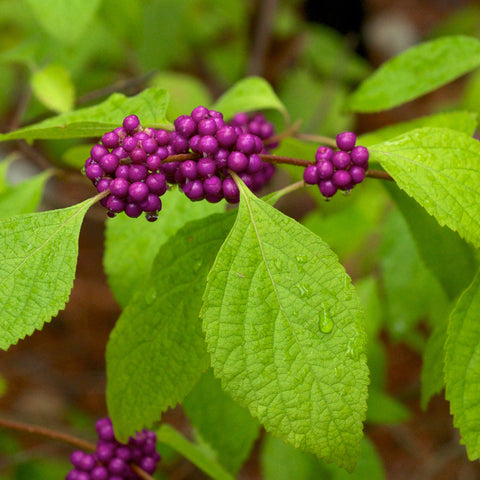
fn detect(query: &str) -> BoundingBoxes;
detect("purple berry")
[170,132,189,153]
[236,133,257,155]
[130,147,147,164]
[191,105,209,122]
[183,180,204,201]
[231,112,249,125]
[319,180,337,198]
[70,451,85,468]
[91,144,108,162]
[222,178,240,203]
[155,129,170,146]
[146,173,167,195]
[317,160,334,179]
[246,154,263,174]
[146,154,162,171]
[350,165,366,184]
[106,195,126,213]
[140,457,157,474]
[128,182,149,202]
[112,146,128,160]
[331,151,351,170]
[180,160,198,180]
[197,157,216,178]
[174,115,197,138]
[142,137,158,154]
[78,454,96,472]
[102,131,120,149]
[109,178,129,197]
[99,153,119,173]
[332,170,352,189]
[303,165,319,185]
[336,131,356,151]
[115,164,130,179]
[121,136,137,152]
[123,114,140,132]
[203,176,222,195]
[140,193,162,212]
[96,178,112,193]
[198,135,219,155]
[125,203,142,218]
[315,146,333,162]
[128,164,148,182]
[350,145,369,167]
[91,466,108,480]
[216,125,237,147]
[85,163,103,182]
[108,458,127,475]
[227,151,248,172]
[197,118,217,136]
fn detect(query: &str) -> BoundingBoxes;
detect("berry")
[174,115,196,138]
[123,114,140,132]
[317,160,334,180]
[336,131,356,151]
[350,145,369,167]
[319,180,337,198]
[303,165,319,185]
[350,165,366,184]
[315,146,333,162]
[332,170,352,190]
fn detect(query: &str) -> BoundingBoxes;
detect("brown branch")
[366,169,394,181]
[264,119,302,146]
[259,153,313,167]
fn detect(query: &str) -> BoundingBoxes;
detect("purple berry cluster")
[85,115,168,221]
[165,106,276,204]
[84,109,278,219]
[66,417,160,480]
[303,131,369,198]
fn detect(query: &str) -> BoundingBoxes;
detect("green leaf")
[0,171,53,219]
[183,368,260,474]
[201,180,369,472]
[25,0,102,44]
[445,269,480,460]
[0,197,97,350]
[31,63,75,113]
[0,87,170,142]
[348,35,480,112]
[106,212,235,441]
[371,127,480,248]
[261,435,385,480]
[61,144,93,169]
[0,157,15,192]
[104,189,225,308]
[421,313,449,409]
[358,111,478,147]
[212,76,287,121]
[384,183,478,300]
[156,424,234,480]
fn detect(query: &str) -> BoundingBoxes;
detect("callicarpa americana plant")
[0,22,480,480]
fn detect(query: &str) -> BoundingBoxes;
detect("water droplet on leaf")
[295,255,308,264]
[319,312,333,334]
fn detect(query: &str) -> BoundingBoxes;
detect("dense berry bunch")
[303,131,369,198]
[84,115,168,221]
[66,417,160,480]
[166,106,276,204]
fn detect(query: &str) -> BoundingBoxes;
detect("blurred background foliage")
[1,0,480,478]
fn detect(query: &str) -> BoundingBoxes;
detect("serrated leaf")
[201,180,369,472]
[371,127,480,248]
[348,35,480,112]
[183,368,260,474]
[0,171,52,219]
[31,63,75,113]
[0,87,170,142]
[212,76,287,121]
[384,183,477,300]
[104,189,225,308]
[445,270,480,460]
[358,111,478,146]
[156,424,234,480]
[106,212,235,441]
[0,197,97,350]
[25,0,102,44]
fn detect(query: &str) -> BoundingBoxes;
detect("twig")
[366,169,394,181]
[294,132,337,148]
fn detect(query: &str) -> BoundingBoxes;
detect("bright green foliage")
[421,313,449,409]
[106,212,235,441]
[0,87,170,142]
[385,184,477,300]
[25,0,102,44]
[445,270,480,460]
[261,435,385,480]
[0,197,97,350]
[202,180,369,472]
[183,368,260,474]
[156,424,234,480]
[348,35,480,112]
[31,63,75,113]
[371,127,480,248]
[359,111,478,146]
[104,189,224,308]
[0,171,52,219]
[213,76,287,121]
[380,209,447,340]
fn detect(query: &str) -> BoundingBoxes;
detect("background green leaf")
[31,63,75,113]
[212,76,287,121]
[371,127,480,248]
[0,197,97,350]
[348,35,480,112]
[183,368,260,474]
[202,181,369,472]
[445,270,480,460]
[104,189,225,308]
[25,0,102,44]
[106,212,235,441]
[0,87,170,142]
[156,424,234,480]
